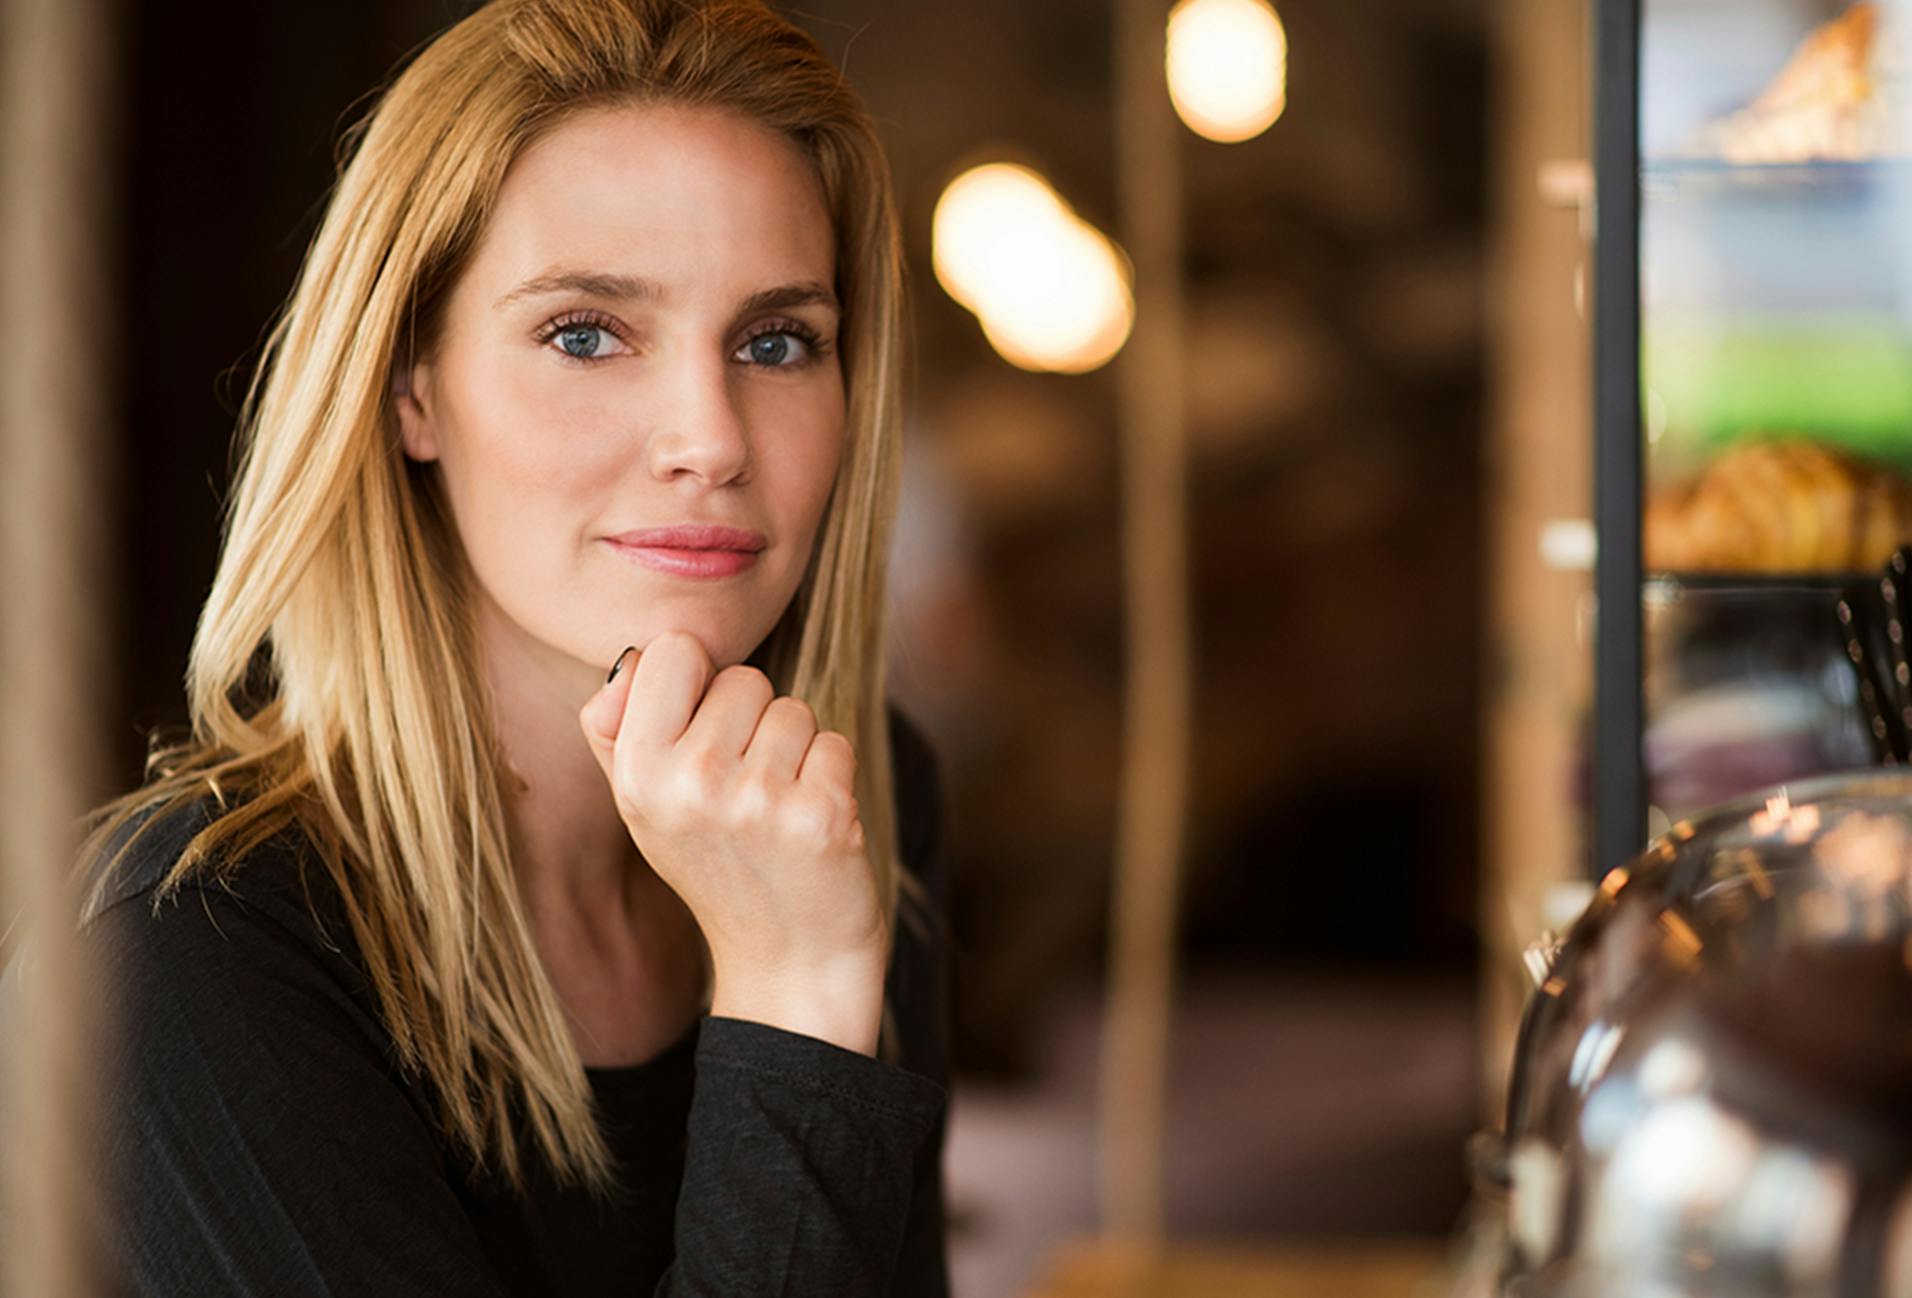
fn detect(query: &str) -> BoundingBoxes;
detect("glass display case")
[1462,8,1912,1290]
[1481,770,1912,1296]
[1595,0,1912,873]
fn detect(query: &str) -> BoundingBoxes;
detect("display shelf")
[1594,0,1912,874]
[1641,156,1912,195]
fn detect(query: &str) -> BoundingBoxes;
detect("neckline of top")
[580,1013,703,1085]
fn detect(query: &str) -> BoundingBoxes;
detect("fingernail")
[606,644,636,685]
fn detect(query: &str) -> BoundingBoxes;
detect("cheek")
[745,376,848,523]
[440,353,627,506]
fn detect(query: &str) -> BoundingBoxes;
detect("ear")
[392,355,439,463]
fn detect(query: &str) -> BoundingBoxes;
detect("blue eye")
[746,333,798,365]
[535,311,631,364]
[736,322,831,368]
[558,324,609,359]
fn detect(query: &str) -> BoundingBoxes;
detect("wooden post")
[0,0,120,1294]
[1478,0,1593,1122]
[1101,0,1193,1259]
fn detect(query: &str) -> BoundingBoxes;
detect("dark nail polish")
[607,644,636,684]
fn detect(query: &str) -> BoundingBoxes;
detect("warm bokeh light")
[1165,0,1288,143]
[931,162,1134,374]
[931,164,1067,313]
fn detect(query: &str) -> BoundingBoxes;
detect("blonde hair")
[66,0,922,1199]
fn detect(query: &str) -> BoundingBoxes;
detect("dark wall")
[110,1,467,786]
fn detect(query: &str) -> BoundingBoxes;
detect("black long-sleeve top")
[67,703,952,1297]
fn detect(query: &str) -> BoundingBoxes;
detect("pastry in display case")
[1477,4,1912,1290]
[1636,440,1912,827]
[1475,2,1912,1291]
[1627,0,1912,832]
[1688,1,1912,165]
[1644,437,1912,574]
[1643,0,1912,480]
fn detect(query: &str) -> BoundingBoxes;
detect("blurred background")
[3,0,1608,1295]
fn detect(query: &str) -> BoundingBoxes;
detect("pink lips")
[604,524,766,579]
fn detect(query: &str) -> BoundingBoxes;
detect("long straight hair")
[65,0,921,1198]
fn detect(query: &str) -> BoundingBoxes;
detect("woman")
[61,0,951,1293]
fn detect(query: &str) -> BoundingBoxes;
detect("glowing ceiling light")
[931,162,1134,374]
[931,163,1068,312]
[1165,0,1288,143]
[978,219,1134,374]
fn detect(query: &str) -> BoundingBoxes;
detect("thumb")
[579,644,638,768]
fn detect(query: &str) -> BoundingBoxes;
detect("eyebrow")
[492,269,840,318]
[738,281,840,317]
[493,270,661,310]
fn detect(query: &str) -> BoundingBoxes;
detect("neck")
[473,592,652,935]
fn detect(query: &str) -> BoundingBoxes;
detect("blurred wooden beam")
[1478,0,1593,1126]
[1101,0,1193,1251]
[0,0,121,1294]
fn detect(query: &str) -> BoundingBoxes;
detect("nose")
[645,347,750,487]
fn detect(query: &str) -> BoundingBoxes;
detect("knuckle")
[659,629,708,665]
[729,768,775,823]
[686,742,728,782]
[769,695,816,729]
[667,758,721,811]
[808,737,858,795]
[715,663,772,695]
[782,788,837,841]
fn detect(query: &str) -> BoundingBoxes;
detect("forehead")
[467,101,836,303]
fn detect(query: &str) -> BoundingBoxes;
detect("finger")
[743,695,818,784]
[580,644,641,767]
[796,728,857,796]
[620,630,715,753]
[680,664,776,759]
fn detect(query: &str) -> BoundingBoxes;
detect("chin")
[591,585,794,674]
[632,618,775,672]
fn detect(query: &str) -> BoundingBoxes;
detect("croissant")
[1643,439,1912,572]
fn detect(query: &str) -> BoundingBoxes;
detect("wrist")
[707,954,886,1056]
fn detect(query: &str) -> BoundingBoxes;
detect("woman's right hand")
[577,630,889,1055]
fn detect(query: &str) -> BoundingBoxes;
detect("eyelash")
[532,311,833,369]
[533,309,628,363]
[741,319,832,368]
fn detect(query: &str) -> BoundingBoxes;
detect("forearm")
[651,1016,947,1297]
[707,951,887,1056]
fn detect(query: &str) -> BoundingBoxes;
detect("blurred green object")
[1645,317,1912,470]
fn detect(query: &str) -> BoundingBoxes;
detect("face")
[395,101,847,689]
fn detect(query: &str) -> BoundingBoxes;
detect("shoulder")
[72,799,415,1179]
[66,809,500,1296]
[86,792,325,918]
[77,794,376,1047]
[84,793,222,915]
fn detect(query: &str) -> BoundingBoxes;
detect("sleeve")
[650,704,954,1298]
[80,881,516,1298]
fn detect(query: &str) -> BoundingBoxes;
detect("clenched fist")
[578,630,889,1056]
